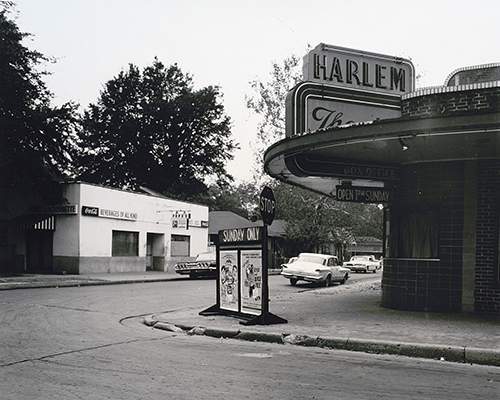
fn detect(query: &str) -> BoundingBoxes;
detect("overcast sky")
[12,0,500,182]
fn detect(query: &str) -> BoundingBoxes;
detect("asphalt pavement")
[2,270,499,367]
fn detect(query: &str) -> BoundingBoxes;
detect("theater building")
[264,44,500,314]
[1,182,210,274]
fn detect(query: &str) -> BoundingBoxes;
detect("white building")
[3,182,209,274]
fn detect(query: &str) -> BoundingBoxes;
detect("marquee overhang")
[264,111,500,198]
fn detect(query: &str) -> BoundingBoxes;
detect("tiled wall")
[475,160,500,313]
[382,161,465,312]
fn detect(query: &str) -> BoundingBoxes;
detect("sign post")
[242,186,286,325]
[200,186,287,325]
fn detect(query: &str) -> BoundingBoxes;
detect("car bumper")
[347,265,368,272]
[175,268,216,275]
[281,272,324,283]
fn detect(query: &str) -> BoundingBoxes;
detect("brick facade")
[382,161,466,312]
[401,86,500,118]
[382,81,500,313]
[475,160,500,313]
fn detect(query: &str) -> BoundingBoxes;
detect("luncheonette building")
[1,182,210,274]
[264,44,500,314]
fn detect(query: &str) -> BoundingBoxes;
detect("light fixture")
[398,137,409,151]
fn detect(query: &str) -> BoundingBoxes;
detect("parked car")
[280,256,298,270]
[342,255,380,273]
[281,253,350,286]
[174,252,217,279]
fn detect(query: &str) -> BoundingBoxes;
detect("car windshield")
[351,256,370,261]
[195,252,216,261]
[297,255,326,265]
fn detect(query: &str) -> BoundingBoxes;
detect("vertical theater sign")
[286,43,415,137]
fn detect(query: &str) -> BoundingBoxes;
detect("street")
[1,273,499,399]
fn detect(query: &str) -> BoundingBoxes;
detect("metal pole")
[262,222,269,316]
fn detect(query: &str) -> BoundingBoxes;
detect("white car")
[281,253,350,286]
[343,255,380,273]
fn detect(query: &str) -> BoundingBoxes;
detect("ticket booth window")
[389,208,439,259]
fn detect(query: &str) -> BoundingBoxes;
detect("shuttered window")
[112,231,139,256]
[171,235,190,257]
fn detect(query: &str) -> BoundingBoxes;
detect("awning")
[7,214,56,231]
[264,112,500,198]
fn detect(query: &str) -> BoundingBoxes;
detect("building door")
[147,233,164,271]
[26,230,53,272]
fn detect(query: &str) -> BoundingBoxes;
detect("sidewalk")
[0,270,181,290]
[2,271,499,366]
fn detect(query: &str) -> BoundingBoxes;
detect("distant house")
[345,237,383,258]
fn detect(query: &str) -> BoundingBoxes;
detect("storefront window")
[171,234,190,257]
[112,231,139,256]
[389,208,439,258]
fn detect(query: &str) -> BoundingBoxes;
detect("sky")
[11,0,500,183]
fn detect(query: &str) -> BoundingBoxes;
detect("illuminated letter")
[376,64,387,89]
[362,62,373,87]
[390,67,406,91]
[314,53,327,80]
[346,60,360,85]
[329,57,343,83]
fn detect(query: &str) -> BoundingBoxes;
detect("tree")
[246,56,383,254]
[0,4,79,207]
[200,182,259,219]
[78,59,237,200]
[246,55,303,181]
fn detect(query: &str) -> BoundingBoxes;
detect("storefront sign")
[201,226,287,325]
[82,206,99,216]
[81,205,137,220]
[29,204,78,214]
[172,210,191,219]
[336,185,391,203]
[187,220,210,228]
[286,44,415,137]
[286,82,403,137]
[338,163,398,180]
[303,43,415,95]
[172,219,187,229]
[286,155,399,182]
[219,226,262,244]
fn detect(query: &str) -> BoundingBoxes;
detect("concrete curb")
[144,316,500,367]
[0,277,184,290]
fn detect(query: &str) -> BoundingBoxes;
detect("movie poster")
[219,250,239,312]
[240,250,262,315]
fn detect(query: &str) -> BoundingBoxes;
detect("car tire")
[340,274,348,284]
[324,275,331,287]
[290,278,298,286]
[373,268,377,273]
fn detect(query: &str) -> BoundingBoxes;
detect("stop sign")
[260,186,276,225]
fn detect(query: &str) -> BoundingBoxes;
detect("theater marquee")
[303,43,415,94]
[286,44,415,137]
